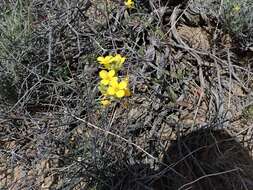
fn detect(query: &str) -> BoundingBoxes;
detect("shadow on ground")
[100,128,253,190]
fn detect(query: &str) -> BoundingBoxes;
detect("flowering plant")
[97,54,130,106]
[124,0,134,9]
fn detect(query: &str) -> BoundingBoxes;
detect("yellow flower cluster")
[97,54,126,71]
[232,4,240,12]
[97,54,130,106]
[124,0,134,9]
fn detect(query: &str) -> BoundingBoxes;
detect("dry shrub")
[1,0,253,189]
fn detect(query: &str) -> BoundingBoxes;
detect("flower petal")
[120,57,126,64]
[109,77,118,86]
[109,79,119,89]
[116,90,125,98]
[111,77,118,82]
[124,0,134,9]
[111,55,118,63]
[105,55,113,60]
[114,54,120,59]
[107,87,116,95]
[101,99,111,106]
[104,56,113,64]
[119,81,128,89]
[101,79,109,85]
[108,70,115,78]
[99,70,108,79]
[103,63,111,69]
[97,56,104,62]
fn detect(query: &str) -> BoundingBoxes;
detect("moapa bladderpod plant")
[97,54,131,106]
[222,0,253,50]
[191,0,253,50]
[124,0,135,9]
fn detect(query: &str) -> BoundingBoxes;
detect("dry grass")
[0,0,253,189]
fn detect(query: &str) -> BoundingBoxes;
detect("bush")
[0,0,32,104]
[222,0,253,50]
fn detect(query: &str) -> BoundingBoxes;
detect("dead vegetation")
[0,0,253,189]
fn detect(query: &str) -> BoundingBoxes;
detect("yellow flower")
[97,55,113,69]
[101,99,111,106]
[107,78,129,98]
[124,0,134,9]
[99,70,117,85]
[111,54,126,70]
[233,4,240,12]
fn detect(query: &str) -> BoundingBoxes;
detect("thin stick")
[164,2,191,36]
[178,168,240,190]
[47,27,52,74]
[67,22,81,58]
[227,49,232,110]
